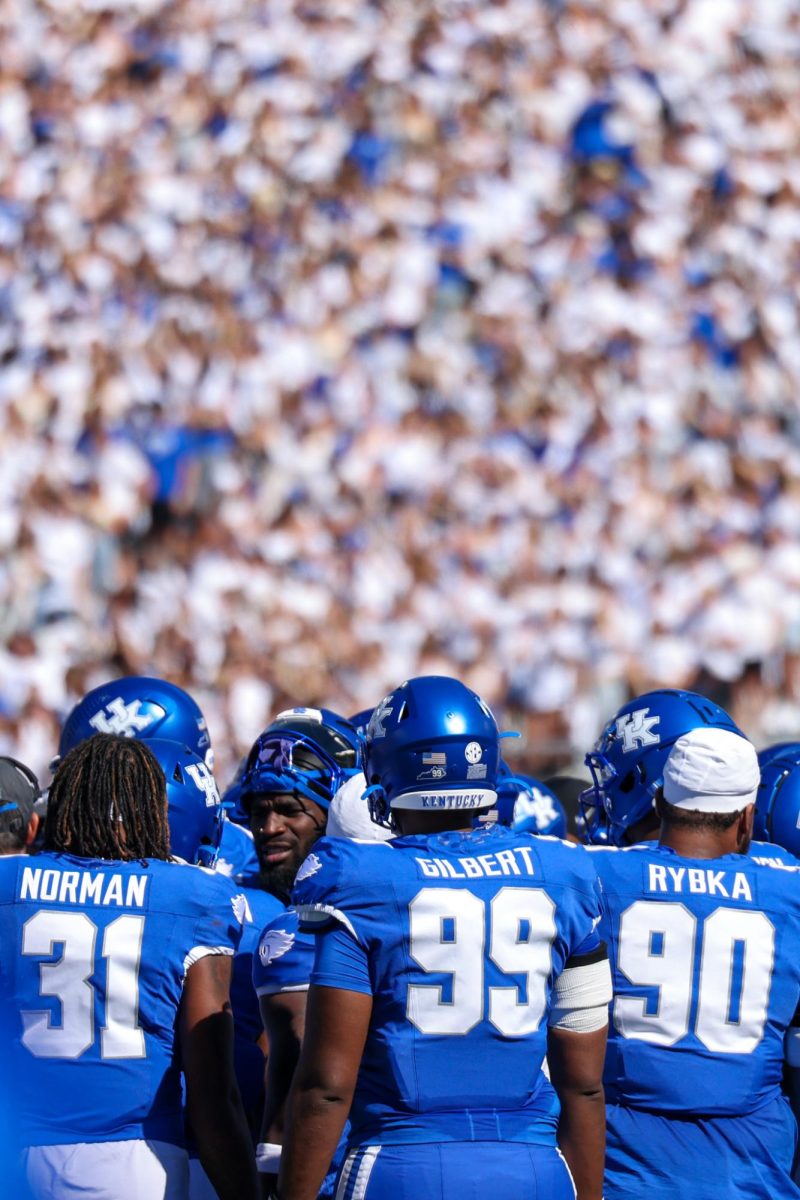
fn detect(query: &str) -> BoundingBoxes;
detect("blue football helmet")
[496,768,567,838]
[363,676,502,827]
[754,751,800,855]
[348,707,374,737]
[220,757,249,827]
[240,707,360,814]
[757,741,800,772]
[146,738,224,867]
[574,784,609,845]
[59,676,212,767]
[581,689,744,846]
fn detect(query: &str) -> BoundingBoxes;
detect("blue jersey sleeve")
[311,925,373,996]
[252,909,316,996]
[214,820,259,882]
[568,926,603,960]
[536,839,605,968]
[182,866,250,969]
[292,838,393,944]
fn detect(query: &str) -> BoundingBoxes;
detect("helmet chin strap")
[292,792,328,832]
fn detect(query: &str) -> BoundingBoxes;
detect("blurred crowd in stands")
[2,0,800,786]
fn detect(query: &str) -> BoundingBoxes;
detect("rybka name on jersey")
[647,863,753,901]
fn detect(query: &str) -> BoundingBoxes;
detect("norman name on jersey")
[20,865,149,908]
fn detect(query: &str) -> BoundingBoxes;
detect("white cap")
[662,728,759,814]
[326,773,393,842]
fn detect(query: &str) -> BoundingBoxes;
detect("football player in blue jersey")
[580,689,744,846]
[252,772,392,1195]
[275,675,612,1200]
[590,726,800,1200]
[241,707,361,903]
[0,734,258,1200]
[56,678,267,1198]
[238,710,361,1192]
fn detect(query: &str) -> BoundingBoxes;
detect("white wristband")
[256,1142,283,1173]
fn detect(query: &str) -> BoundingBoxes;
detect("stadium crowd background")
[2,0,800,787]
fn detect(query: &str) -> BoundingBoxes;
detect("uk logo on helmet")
[514,787,558,831]
[370,697,394,739]
[185,763,221,807]
[89,698,155,738]
[616,709,661,753]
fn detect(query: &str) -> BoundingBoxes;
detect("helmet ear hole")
[397,703,409,721]
[619,772,635,794]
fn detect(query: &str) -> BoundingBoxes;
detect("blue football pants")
[334,1141,576,1200]
[605,1093,800,1199]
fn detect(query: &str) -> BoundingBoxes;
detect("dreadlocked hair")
[46,734,171,861]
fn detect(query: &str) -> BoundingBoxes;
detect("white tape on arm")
[548,956,612,1033]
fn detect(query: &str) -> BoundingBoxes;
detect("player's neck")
[659,825,746,860]
[395,812,475,836]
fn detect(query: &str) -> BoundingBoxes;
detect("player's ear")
[653,786,666,820]
[25,811,40,848]
[737,804,755,850]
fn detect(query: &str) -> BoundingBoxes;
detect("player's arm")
[180,952,259,1200]
[547,945,611,1200]
[256,990,307,1193]
[275,983,371,1200]
[259,990,307,1142]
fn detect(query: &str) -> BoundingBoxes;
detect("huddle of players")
[3,677,800,1200]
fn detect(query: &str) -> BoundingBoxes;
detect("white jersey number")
[21,911,146,1060]
[615,900,775,1052]
[407,887,556,1036]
